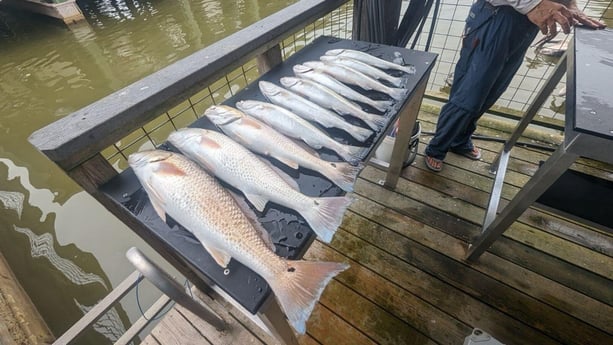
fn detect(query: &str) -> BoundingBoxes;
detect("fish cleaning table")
[99,37,437,343]
[467,28,613,262]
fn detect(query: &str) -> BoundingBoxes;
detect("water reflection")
[14,226,109,289]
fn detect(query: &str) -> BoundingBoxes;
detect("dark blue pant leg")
[451,8,539,151]
[426,2,537,160]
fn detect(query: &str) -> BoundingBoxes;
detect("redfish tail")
[389,76,404,88]
[270,260,349,334]
[303,196,353,243]
[347,124,373,142]
[324,162,363,192]
[336,144,368,164]
[370,99,393,113]
[362,113,387,131]
[389,87,407,101]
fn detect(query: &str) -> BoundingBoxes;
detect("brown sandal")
[452,147,481,160]
[425,155,443,172]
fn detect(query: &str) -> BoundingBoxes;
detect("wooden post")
[257,44,283,75]
[67,154,118,194]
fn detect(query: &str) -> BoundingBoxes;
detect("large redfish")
[168,128,353,243]
[128,150,349,334]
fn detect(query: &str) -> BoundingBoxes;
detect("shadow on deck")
[141,107,613,345]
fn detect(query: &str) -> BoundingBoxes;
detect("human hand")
[567,3,607,30]
[527,0,573,38]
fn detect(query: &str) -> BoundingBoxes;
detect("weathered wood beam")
[29,0,349,171]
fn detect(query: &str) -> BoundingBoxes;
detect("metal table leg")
[482,55,567,230]
[384,75,428,189]
[466,145,579,261]
[257,294,299,345]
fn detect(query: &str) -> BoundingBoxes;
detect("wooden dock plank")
[306,304,376,345]
[306,241,472,345]
[151,308,212,345]
[140,335,162,345]
[359,166,613,280]
[318,280,438,345]
[305,238,559,345]
[355,169,613,307]
[402,161,613,256]
[347,191,613,336]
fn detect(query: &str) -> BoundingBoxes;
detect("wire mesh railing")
[102,2,353,171]
[101,0,612,171]
[411,0,613,120]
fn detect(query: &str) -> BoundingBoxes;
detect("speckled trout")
[302,61,406,101]
[204,105,363,192]
[279,76,386,131]
[236,100,368,164]
[293,64,393,113]
[168,128,353,243]
[319,55,404,87]
[324,49,416,75]
[259,81,373,142]
[128,150,349,334]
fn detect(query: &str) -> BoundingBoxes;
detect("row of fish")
[128,48,414,334]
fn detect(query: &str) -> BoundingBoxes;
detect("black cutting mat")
[100,36,437,313]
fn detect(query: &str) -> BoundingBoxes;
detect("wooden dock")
[140,107,613,345]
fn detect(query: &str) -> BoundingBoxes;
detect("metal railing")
[52,248,225,345]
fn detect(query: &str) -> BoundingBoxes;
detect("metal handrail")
[125,247,227,331]
[52,248,226,345]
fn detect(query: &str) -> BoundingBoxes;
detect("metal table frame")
[466,30,613,262]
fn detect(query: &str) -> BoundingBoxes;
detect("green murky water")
[0,0,295,343]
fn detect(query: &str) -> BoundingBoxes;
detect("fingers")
[573,12,607,29]
[553,12,571,34]
[547,20,558,38]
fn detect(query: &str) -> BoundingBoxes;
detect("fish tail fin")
[347,125,373,142]
[327,162,363,192]
[390,76,404,88]
[336,144,368,164]
[362,113,387,131]
[370,99,393,113]
[302,196,353,243]
[389,87,407,101]
[270,260,349,334]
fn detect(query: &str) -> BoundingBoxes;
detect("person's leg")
[449,7,539,154]
[426,1,512,164]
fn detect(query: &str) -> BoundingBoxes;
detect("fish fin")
[228,190,276,252]
[270,260,349,334]
[244,193,269,212]
[347,125,373,142]
[271,154,300,170]
[302,196,353,243]
[301,137,324,150]
[361,113,387,131]
[203,243,232,268]
[400,64,416,75]
[389,76,404,88]
[258,157,301,192]
[323,162,364,192]
[292,139,320,158]
[388,87,407,101]
[143,178,166,222]
[335,144,369,164]
[371,100,393,113]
